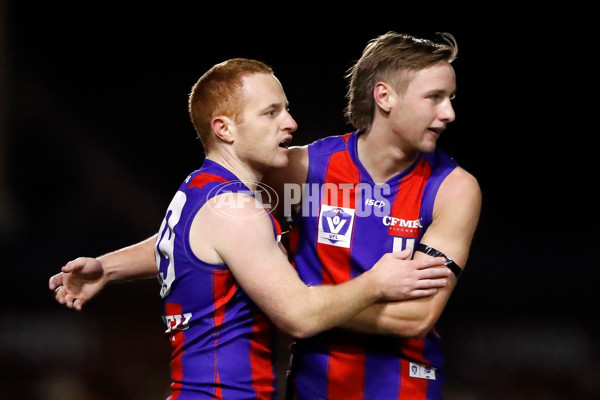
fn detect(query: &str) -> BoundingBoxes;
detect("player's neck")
[206,152,261,191]
[357,128,419,184]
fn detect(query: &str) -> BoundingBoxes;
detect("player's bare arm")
[341,167,482,337]
[49,235,158,310]
[190,192,448,339]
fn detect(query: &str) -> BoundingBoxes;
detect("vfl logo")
[317,205,355,248]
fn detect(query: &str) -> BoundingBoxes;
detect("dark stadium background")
[1,2,597,399]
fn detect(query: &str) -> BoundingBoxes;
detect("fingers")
[59,289,84,310]
[409,288,439,299]
[418,277,449,289]
[72,298,83,311]
[53,285,73,307]
[415,256,447,269]
[389,252,446,268]
[64,292,76,309]
[53,284,66,304]
[418,266,452,279]
[403,267,451,300]
[406,277,449,299]
[51,258,93,311]
[48,273,64,290]
[51,277,84,311]
[68,296,83,311]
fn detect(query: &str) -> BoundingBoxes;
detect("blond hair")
[345,32,458,133]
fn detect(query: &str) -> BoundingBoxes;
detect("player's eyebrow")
[425,88,456,99]
[260,101,289,113]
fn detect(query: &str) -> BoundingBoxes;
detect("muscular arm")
[192,192,448,339]
[264,146,465,337]
[340,167,482,337]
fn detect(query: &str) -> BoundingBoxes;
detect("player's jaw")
[270,132,293,168]
[272,115,297,166]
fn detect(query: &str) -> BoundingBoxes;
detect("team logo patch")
[317,205,355,248]
[409,362,437,380]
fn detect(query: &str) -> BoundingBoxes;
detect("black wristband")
[416,243,462,278]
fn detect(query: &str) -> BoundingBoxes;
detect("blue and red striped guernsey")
[288,131,457,400]
[155,159,279,400]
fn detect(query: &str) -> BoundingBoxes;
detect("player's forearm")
[339,300,434,338]
[278,270,382,338]
[97,235,158,282]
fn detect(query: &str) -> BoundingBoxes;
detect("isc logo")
[317,205,355,248]
[364,198,386,208]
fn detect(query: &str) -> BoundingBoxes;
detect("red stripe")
[188,172,229,189]
[317,149,360,284]
[212,270,237,399]
[314,142,365,398]
[388,160,431,238]
[165,302,184,398]
[387,160,431,399]
[271,214,282,236]
[249,313,276,399]
[250,215,277,398]
[398,339,428,399]
[212,270,236,326]
[327,341,366,400]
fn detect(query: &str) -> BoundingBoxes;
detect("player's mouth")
[279,137,292,148]
[428,127,444,136]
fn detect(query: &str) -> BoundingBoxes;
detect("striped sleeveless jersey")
[288,131,457,400]
[155,159,280,400]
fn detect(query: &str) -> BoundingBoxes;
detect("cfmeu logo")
[317,205,355,248]
[206,180,279,220]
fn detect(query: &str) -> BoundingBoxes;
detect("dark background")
[0,1,597,399]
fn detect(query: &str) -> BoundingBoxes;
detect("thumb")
[61,257,87,273]
[390,248,412,260]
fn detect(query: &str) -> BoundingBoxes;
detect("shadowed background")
[1,1,597,399]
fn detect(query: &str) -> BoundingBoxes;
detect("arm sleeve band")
[416,243,463,278]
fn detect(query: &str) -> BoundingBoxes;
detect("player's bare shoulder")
[190,192,275,263]
[439,166,481,206]
[431,166,481,232]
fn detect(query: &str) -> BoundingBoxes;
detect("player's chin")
[273,148,290,166]
[420,137,438,153]
[273,155,290,168]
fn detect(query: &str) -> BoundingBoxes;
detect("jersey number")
[156,191,187,298]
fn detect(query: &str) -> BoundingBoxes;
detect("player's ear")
[373,81,394,113]
[211,115,235,144]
